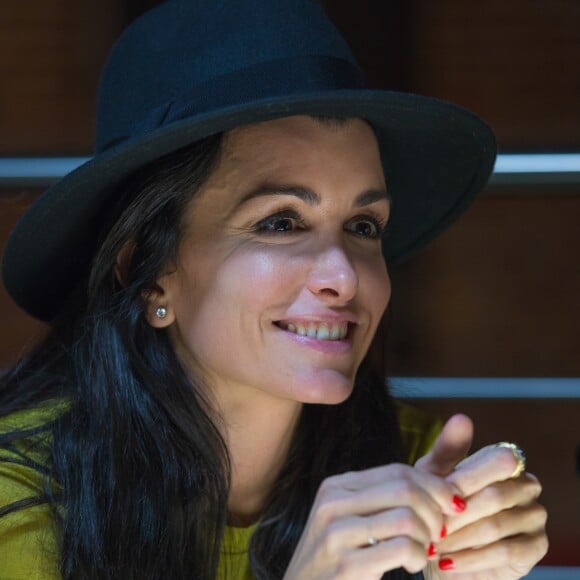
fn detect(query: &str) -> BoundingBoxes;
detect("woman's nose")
[306,245,358,303]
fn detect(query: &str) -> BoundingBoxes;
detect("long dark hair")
[0,118,407,579]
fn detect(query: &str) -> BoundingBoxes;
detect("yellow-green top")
[0,401,440,579]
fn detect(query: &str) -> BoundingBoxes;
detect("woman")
[0,1,547,579]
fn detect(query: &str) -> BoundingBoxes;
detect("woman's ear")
[116,240,176,328]
[115,240,136,288]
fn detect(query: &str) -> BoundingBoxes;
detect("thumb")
[415,414,474,477]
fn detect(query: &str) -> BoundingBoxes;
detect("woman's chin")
[283,369,356,405]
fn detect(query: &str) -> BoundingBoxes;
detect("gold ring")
[496,442,526,478]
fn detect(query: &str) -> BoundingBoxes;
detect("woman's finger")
[444,472,542,536]
[347,479,445,542]
[434,532,549,576]
[334,463,467,516]
[314,465,464,540]
[446,442,527,497]
[415,414,474,477]
[437,502,547,553]
[314,470,443,542]
[341,535,430,576]
[324,508,432,554]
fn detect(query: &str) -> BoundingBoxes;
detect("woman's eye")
[346,216,385,239]
[254,212,304,234]
[267,217,295,232]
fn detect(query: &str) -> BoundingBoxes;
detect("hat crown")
[96,0,362,152]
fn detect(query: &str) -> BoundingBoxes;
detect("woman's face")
[156,115,391,407]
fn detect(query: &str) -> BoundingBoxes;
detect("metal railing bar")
[0,154,579,188]
[390,377,580,399]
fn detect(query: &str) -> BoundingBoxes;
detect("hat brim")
[2,89,496,321]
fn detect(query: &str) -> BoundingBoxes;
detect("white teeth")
[317,323,330,340]
[279,321,349,340]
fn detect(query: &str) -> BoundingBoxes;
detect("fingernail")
[428,542,437,557]
[440,524,447,539]
[439,558,456,571]
[452,495,466,512]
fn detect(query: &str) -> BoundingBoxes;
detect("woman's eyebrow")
[237,183,391,208]
[354,188,392,207]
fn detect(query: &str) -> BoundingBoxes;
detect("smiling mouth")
[274,320,350,341]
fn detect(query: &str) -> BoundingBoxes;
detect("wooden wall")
[324,0,580,148]
[387,192,580,377]
[0,2,123,154]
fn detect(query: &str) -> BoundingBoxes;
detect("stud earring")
[155,306,167,319]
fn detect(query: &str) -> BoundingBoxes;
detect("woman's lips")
[275,320,349,340]
[273,321,353,354]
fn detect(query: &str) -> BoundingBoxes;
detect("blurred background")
[0,0,578,572]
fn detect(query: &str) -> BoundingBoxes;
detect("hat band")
[100,56,366,152]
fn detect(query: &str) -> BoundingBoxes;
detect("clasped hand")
[283,415,548,579]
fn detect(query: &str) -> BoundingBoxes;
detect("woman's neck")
[213,385,303,527]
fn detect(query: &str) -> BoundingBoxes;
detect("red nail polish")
[452,495,466,512]
[439,558,456,571]
[440,524,447,539]
[428,543,437,557]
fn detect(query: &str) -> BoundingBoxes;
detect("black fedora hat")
[2,0,496,322]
